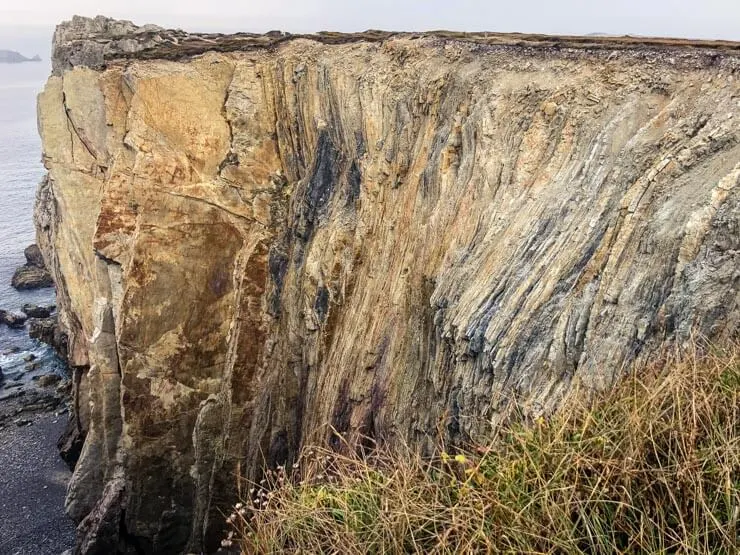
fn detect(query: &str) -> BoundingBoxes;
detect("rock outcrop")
[0,309,27,329]
[36,16,740,554]
[28,316,68,361]
[23,304,55,318]
[11,244,54,290]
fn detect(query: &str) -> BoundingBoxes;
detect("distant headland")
[0,50,41,63]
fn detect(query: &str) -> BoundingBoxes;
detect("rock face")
[36,16,740,554]
[28,316,68,361]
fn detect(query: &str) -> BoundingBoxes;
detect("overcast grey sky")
[1,1,739,42]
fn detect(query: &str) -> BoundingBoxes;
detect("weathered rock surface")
[24,244,47,268]
[11,265,54,290]
[37,16,740,554]
[28,316,69,361]
[23,304,55,318]
[11,244,55,290]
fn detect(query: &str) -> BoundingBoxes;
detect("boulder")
[24,244,46,268]
[28,316,69,361]
[11,244,54,290]
[36,373,62,387]
[11,265,54,290]
[22,304,54,318]
[0,309,28,329]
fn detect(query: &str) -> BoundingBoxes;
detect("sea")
[0,60,66,392]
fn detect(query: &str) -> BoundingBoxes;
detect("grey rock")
[74,476,125,554]
[22,304,54,318]
[36,374,62,387]
[11,265,54,290]
[24,244,46,268]
[28,316,69,362]
[11,244,54,290]
[0,309,28,329]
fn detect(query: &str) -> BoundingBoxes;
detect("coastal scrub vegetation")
[227,343,739,554]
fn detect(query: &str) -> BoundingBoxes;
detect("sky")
[1,0,739,56]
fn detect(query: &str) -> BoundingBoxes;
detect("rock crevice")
[37,16,740,553]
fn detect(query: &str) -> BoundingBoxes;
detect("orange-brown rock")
[36,15,739,554]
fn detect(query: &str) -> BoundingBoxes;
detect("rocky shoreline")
[0,239,75,553]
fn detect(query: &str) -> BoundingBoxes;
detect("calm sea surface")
[0,62,64,386]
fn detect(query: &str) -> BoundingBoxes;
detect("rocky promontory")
[0,49,41,63]
[36,15,739,554]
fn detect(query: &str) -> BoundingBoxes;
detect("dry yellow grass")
[227,343,739,554]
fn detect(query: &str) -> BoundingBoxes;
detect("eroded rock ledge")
[37,15,739,554]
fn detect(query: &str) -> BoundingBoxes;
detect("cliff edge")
[37,15,739,554]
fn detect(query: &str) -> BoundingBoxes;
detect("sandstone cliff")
[36,15,740,554]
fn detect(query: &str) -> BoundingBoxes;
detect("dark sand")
[0,405,75,554]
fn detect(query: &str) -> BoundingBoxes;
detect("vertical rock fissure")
[37,18,740,554]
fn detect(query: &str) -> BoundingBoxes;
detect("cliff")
[36,15,740,554]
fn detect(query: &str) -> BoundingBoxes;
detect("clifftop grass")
[228,345,739,553]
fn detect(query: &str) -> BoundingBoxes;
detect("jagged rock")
[36,15,740,555]
[0,309,28,329]
[22,304,55,318]
[74,477,126,555]
[24,244,46,268]
[28,316,69,361]
[57,416,85,470]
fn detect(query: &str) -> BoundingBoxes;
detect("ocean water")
[0,61,65,388]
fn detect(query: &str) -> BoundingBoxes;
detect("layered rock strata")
[37,15,739,553]
[11,244,54,290]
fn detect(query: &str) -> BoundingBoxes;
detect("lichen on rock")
[36,15,740,554]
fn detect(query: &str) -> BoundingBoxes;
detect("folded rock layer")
[36,15,740,554]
